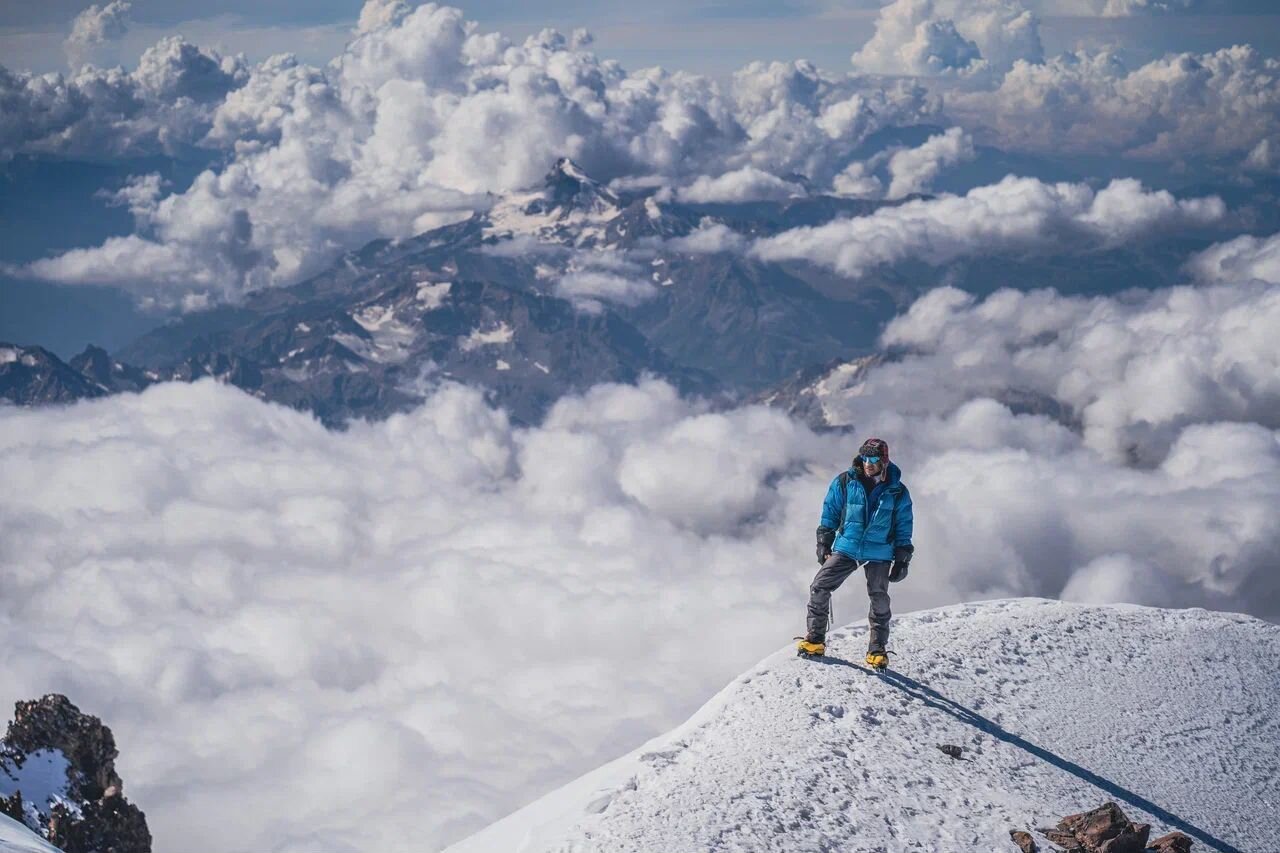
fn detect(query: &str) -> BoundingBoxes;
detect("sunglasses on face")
[861,455,881,465]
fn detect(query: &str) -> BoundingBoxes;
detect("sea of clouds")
[3,231,1277,850]
[3,0,1280,850]
[3,0,1279,309]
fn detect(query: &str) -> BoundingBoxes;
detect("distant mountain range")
[0,158,1229,427]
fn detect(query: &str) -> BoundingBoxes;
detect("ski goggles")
[861,455,882,465]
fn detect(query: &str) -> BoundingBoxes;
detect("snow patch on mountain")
[0,749,83,828]
[415,281,452,308]
[0,815,60,853]
[460,322,515,351]
[483,158,624,247]
[446,599,1277,853]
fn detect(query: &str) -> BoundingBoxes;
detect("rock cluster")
[1010,802,1193,853]
[0,694,151,853]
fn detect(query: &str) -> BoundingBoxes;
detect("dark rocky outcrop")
[1011,829,1040,853]
[1013,801,1190,853]
[0,694,151,853]
[0,344,109,405]
[1146,832,1193,853]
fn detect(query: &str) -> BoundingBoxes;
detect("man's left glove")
[888,545,913,583]
[816,527,835,565]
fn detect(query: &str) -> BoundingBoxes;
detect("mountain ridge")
[2,158,1235,428]
[444,598,1276,853]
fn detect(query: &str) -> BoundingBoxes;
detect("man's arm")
[820,475,845,532]
[816,475,845,563]
[894,485,914,548]
[888,486,914,582]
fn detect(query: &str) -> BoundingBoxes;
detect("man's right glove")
[888,545,913,583]
[816,527,835,565]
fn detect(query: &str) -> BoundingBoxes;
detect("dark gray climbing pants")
[806,553,892,652]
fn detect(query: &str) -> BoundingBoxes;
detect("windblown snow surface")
[0,816,58,853]
[447,599,1279,853]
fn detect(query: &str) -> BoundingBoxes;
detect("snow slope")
[0,748,83,832]
[446,599,1279,853]
[0,815,60,853]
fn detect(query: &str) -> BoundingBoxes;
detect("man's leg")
[864,560,892,653]
[806,552,858,640]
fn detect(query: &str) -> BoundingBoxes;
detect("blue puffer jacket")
[820,461,913,561]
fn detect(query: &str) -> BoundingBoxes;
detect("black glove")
[889,545,913,583]
[816,527,835,565]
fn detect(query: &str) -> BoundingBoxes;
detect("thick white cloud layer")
[1188,231,1280,285]
[885,126,974,198]
[13,5,932,307]
[8,0,1279,310]
[949,45,1280,159]
[64,1,132,69]
[2,260,1278,851]
[865,280,1280,464]
[751,175,1224,278]
[0,379,837,853]
[0,36,246,163]
[851,0,1044,77]
[831,125,974,199]
[674,166,806,203]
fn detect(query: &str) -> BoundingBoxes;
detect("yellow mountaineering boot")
[865,650,888,670]
[796,637,826,657]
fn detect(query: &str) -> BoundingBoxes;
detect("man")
[797,438,914,668]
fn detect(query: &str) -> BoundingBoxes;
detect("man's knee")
[810,577,835,597]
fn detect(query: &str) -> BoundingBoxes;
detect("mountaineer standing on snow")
[797,438,914,669]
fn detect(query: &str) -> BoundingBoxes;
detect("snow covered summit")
[446,599,1279,853]
[483,158,624,245]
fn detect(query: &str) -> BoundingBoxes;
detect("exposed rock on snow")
[1010,828,1039,853]
[1035,801,1151,852]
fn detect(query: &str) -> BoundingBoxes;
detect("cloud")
[750,175,1224,278]
[14,5,933,308]
[663,220,749,254]
[841,279,1280,464]
[64,1,133,69]
[2,272,1278,850]
[0,378,837,853]
[832,161,885,198]
[21,234,237,310]
[675,166,806,203]
[0,36,246,163]
[885,126,975,198]
[948,45,1280,160]
[553,270,658,313]
[1188,231,1280,285]
[851,0,1044,77]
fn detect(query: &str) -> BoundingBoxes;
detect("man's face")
[862,455,884,476]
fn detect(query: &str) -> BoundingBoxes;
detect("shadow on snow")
[807,654,1244,853]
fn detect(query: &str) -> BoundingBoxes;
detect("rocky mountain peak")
[1,694,151,853]
[531,157,620,217]
[6,695,121,801]
[66,346,112,386]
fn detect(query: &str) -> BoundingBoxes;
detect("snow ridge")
[446,599,1278,853]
